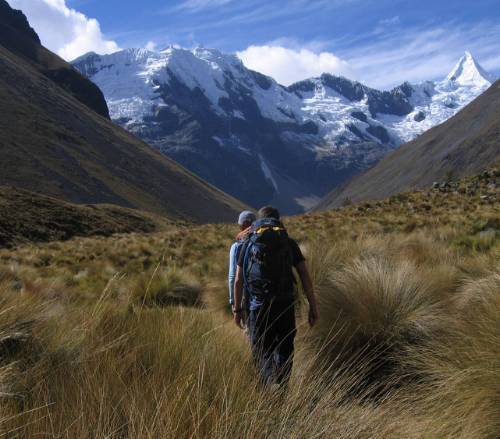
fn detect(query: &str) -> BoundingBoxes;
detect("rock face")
[0,0,109,118]
[73,47,494,213]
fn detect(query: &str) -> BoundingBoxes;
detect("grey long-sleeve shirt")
[228,241,243,305]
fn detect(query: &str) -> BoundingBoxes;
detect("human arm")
[296,261,318,327]
[228,243,236,307]
[233,265,245,328]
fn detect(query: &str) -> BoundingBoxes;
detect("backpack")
[242,218,294,302]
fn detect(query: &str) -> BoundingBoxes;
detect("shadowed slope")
[0,186,182,248]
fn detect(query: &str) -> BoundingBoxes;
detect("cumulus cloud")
[6,0,119,60]
[237,45,356,85]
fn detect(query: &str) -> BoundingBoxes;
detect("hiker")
[228,210,256,313]
[233,206,318,386]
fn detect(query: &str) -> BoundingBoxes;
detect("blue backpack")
[242,218,294,301]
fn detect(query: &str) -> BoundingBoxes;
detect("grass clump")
[303,238,450,394]
[132,265,202,308]
[400,272,500,438]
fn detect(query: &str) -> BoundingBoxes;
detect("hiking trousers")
[248,299,296,386]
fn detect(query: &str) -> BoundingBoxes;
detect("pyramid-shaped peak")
[446,51,494,87]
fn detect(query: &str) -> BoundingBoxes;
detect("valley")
[0,1,499,437]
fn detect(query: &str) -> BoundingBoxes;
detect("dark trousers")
[247,300,296,386]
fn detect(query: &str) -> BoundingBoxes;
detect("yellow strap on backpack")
[255,226,284,234]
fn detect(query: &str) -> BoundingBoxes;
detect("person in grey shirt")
[228,210,256,311]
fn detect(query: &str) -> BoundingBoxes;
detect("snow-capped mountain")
[72,48,494,213]
[447,51,494,86]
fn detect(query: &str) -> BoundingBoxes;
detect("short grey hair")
[238,210,256,225]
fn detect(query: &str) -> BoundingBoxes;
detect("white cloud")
[6,0,119,60]
[144,41,157,51]
[173,0,235,12]
[378,16,400,26]
[238,21,500,90]
[237,45,356,85]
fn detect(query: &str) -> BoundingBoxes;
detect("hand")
[233,311,244,329]
[308,304,318,327]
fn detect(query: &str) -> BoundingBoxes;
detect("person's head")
[237,210,256,230]
[257,206,280,220]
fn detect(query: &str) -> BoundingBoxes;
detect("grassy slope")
[0,170,497,437]
[0,44,246,223]
[317,80,500,209]
[0,185,184,248]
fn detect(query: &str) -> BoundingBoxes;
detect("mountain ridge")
[73,46,493,213]
[315,79,500,210]
[447,51,495,86]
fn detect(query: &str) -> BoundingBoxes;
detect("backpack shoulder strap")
[241,239,254,293]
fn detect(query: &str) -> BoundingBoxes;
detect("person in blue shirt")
[228,210,256,311]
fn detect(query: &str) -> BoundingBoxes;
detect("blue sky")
[8,0,500,88]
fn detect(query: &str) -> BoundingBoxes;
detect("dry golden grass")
[0,172,497,438]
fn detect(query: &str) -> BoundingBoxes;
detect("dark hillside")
[0,186,179,248]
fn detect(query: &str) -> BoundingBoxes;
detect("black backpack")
[242,218,294,301]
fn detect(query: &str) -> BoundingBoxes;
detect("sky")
[7,0,500,89]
